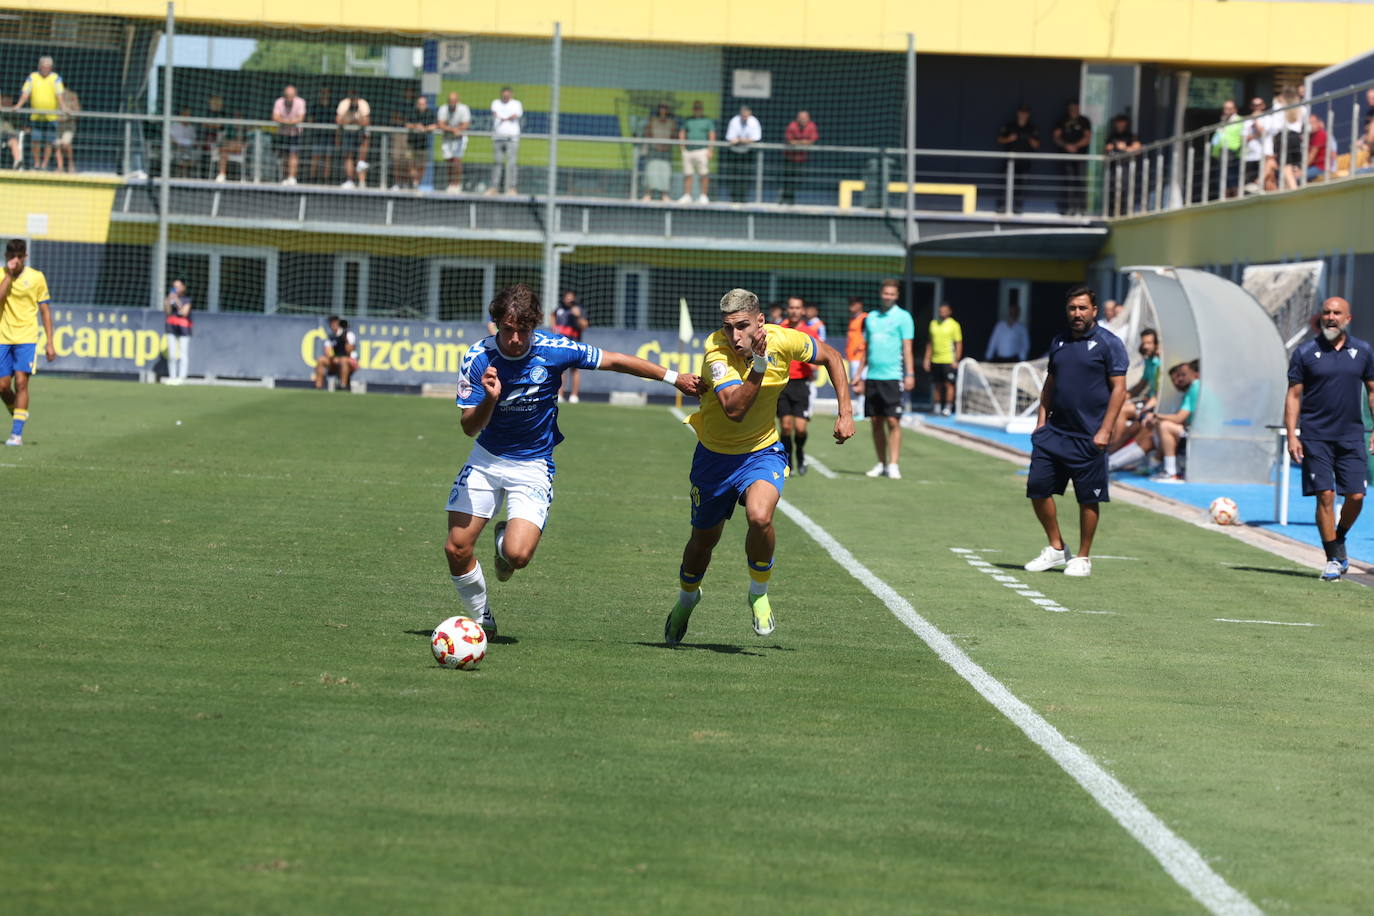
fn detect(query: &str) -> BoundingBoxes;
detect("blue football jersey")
[455,329,603,460]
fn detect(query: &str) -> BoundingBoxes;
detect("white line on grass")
[1214,618,1318,628]
[778,505,1261,916]
[803,456,838,479]
[951,548,1069,613]
[663,408,1256,913]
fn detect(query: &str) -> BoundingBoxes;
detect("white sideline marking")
[803,456,838,479]
[781,506,1261,916]
[952,548,1068,614]
[663,407,1257,913]
[669,406,690,423]
[1215,618,1318,628]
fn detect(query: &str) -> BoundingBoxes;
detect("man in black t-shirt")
[403,95,437,190]
[996,105,1040,213]
[1103,114,1140,215]
[1053,101,1093,215]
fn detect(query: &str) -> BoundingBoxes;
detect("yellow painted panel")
[495,0,574,38]
[571,1,652,41]
[1032,0,1108,58]
[418,0,497,32]
[727,1,807,46]
[339,0,418,31]
[1106,180,1374,265]
[16,0,1374,66]
[885,0,956,53]
[1109,0,1192,61]
[954,0,1034,57]
[1188,0,1269,64]
[0,174,119,244]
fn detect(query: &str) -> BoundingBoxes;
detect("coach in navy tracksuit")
[1023,285,1129,578]
[1285,296,1374,581]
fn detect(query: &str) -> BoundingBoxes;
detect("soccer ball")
[1209,497,1239,526]
[431,615,488,669]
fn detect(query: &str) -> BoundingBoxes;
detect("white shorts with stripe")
[445,443,555,529]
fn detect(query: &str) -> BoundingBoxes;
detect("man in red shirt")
[780,110,818,205]
[1306,113,1330,182]
[776,295,821,473]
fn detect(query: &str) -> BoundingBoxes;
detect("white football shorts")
[445,443,554,529]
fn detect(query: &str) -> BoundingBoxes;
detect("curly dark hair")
[489,283,543,332]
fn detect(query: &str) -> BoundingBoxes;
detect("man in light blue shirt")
[856,278,915,478]
[984,302,1030,362]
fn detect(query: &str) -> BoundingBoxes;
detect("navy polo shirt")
[1288,333,1374,442]
[1045,323,1129,439]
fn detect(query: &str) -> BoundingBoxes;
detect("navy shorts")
[1301,438,1368,496]
[1026,426,1109,504]
[689,442,787,530]
[30,121,56,144]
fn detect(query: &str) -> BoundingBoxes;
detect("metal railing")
[1105,78,1374,219]
[2,107,1110,217]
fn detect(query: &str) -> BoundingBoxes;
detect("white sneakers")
[281,176,296,186]
[1063,557,1092,577]
[677,193,693,204]
[886,465,902,479]
[1024,545,1093,577]
[1024,544,1071,572]
[865,463,901,479]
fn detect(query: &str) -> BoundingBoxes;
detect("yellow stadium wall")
[0,172,121,244]
[12,0,1374,66]
[1105,177,1374,266]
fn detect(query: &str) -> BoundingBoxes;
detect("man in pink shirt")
[271,84,306,186]
[780,110,817,205]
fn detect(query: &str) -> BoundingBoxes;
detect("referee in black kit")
[1285,296,1374,581]
[1023,286,1129,579]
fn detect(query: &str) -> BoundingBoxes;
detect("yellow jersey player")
[0,239,55,446]
[666,288,855,646]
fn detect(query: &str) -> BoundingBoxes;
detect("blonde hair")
[719,288,760,315]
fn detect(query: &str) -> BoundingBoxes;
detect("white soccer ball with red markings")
[431,615,488,669]
[1209,497,1239,526]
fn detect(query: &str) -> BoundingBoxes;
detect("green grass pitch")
[3,379,1372,913]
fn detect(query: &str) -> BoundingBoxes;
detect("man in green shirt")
[678,100,716,204]
[1142,360,1199,482]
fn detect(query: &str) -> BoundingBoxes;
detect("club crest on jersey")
[529,365,549,382]
[1087,340,1097,350]
[457,376,472,399]
[1349,349,1359,359]
[710,361,728,382]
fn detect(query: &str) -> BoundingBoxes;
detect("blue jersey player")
[444,283,701,636]
[1023,286,1128,578]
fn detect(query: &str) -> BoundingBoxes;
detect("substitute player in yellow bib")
[666,288,855,646]
[0,239,56,446]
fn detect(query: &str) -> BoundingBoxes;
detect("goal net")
[955,357,1047,432]
[1241,261,1325,352]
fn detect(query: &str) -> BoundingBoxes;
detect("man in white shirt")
[723,105,761,203]
[489,86,522,195]
[438,91,471,193]
[984,303,1030,363]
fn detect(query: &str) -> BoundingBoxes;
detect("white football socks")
[1108,441,1146,470]
[451,564,488,615]
[1163,455,1178,476]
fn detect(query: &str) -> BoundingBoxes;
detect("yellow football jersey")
[688,323,818,455]
[23,72,64,121]
[0,267,51,345]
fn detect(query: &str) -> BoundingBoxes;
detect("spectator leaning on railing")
[780,110,817,205]
[1103,113,1139,215]
[1243,97,1268,192]
[56,87,77,173]
[723,105,761,203]
[335,90,372,190]
[995,105,1039,213]
[272,84,305,186]
[1052,101,1091,216]
[14,56,66,172]
[641,102,677,203]
[678,100,715,204]
[438,91,471,193]
[1274,85,1307,190]
[0,96,22,170]
[488,86,522,195]
[403,94,436,190]
[1306,112,1331,183]
[1209,99,1242,197]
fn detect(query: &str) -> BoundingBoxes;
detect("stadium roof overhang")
[909,227,1110,261]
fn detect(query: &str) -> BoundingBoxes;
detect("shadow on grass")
[631,641,790,656]
[406,628,518,646]
[1225,565,1316,579]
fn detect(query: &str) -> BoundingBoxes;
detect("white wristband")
[751,354,769,375]
[662,369,679,386]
